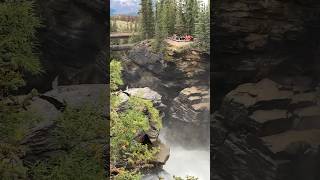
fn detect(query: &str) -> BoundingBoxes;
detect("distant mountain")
[110,0,208,16]
[110,0,139,16]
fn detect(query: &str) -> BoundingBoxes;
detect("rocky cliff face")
[122,41,210,148]
[213,0,320,108]
[24,0,107,92]
[21,84,108,162]
[212,79,320,180]
[213,0,320,179]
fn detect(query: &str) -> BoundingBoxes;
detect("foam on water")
[156,127,210,180]
[163,146,210,180]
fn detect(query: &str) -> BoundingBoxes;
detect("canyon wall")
[212,1,320,179]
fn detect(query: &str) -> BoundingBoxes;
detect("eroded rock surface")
[21,84,108,162]
[170,86,210,124]
[24,0,107,92]
[213,77,320,179]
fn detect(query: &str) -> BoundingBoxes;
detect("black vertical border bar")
[103,0,110,177]
[210,0,214,179]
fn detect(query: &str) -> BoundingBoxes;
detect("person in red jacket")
[185,35,193,41]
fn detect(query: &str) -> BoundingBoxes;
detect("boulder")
[249,109,292,136]
[26,97,62,121]
[221,79,295,133]
[290,92,317,109]
[124,87,162,104]
[262,130,320,154]
[225,79,293,109]
[155,141,170,165]
[170,86,209,124]
[212,132,277,180]
[128,41,165,75]
[44,84,108,114]
[20,120,61,162]
[293,105,320,130]
[21,84,108,162]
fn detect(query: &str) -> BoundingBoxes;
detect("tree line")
[110,15,139,33]
[138,0,210,51]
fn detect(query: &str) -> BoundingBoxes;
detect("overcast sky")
[110,0,209,16]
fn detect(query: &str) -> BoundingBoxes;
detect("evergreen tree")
[153,0,171,51]
[175,0,186,35]
[184,0,198,35]
[146,0,155,37]
[139,0,155,39]
[194,1,210,52]
[162,0,170,36]
[0,0,42,178]
[0,0,42,97]
[167,0,177,35]
[154,0,162,50]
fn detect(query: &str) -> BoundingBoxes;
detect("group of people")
[171,34,194,41]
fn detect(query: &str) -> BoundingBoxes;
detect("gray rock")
[21,84,108,162]
[262,130,320,154]
[225,79,293,109]
[249,109,292,136]
[290,92,317,109]
[25,0,107,91]
[170,86,209,124]
[155,141,170,165]
[21,120,61,162]
[44,84,108,114]
[293,105,320,130]
[27,97,61,121]
[124,87,162,104]
[212,132,277,180]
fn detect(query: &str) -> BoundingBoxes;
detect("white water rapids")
[143,128,210,180]
[163,146,210,180]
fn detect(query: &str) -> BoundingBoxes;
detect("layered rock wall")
[212,0,320,179]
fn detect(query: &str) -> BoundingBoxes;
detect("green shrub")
[114,170,141,180]
[0,0,42,95]
[30,103,107,180]
[54,103,107,149]
[31,148,105,180]
[110,60,123,91]
[110,59,162,178]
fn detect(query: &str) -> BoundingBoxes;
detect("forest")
[111,0,210,52]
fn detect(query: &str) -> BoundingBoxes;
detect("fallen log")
[110,33,134,39]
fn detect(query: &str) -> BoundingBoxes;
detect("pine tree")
[139,0,155,39]
[0,0,42,97]
[154,0,162,50]
[0,0,42,178]
[204,3,210,51]
[194,1,210,52]
[167,0,177,35]
[175,0,186,35]
[146,0,155,37]
[184,0,198,35]
[153,0,171,51]
[160,1,169,38]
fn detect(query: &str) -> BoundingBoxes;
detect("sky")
[110,0,209,16]
[110,0,140,16]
